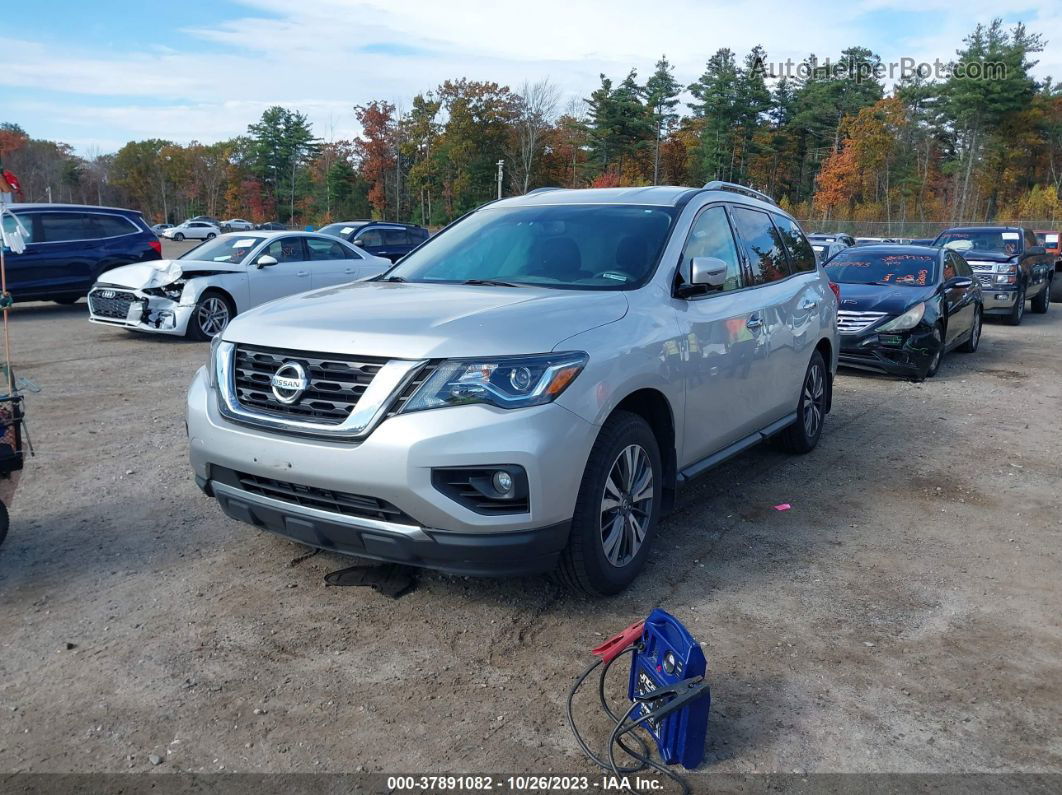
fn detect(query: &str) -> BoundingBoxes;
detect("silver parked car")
[187,183,839,594]
[88,231,390,339]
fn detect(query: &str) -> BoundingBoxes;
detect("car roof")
[493,186,701,208]
[218,230,343,242]
[325,220,425,229]
[938,226,1023,233]
[837,244,942,256]
[7,202,142,214]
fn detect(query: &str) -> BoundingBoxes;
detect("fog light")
[492,470,514,496]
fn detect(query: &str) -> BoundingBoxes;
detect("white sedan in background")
[162,220,221,241]
[87,231,391,339]
[221,218,254,232]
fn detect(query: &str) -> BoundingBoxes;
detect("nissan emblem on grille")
[270,361,309,404]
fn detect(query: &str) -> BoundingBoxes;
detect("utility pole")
[497,159,505,200]
[46,185,52,203]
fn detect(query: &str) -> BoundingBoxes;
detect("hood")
[223,281,629,359]
[956,251,1019,264]
[97,259,243,289]
[837,282,937,315]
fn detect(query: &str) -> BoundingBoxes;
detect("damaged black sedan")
[826,245,983,381]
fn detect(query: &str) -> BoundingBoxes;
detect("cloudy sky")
[4,0,1060,154]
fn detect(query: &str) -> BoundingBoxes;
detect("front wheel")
[777,350,828,454]
[1006,286,1025,325]
[186,291,234,340]
[558,411,662,596]
[174,233,185,242]
[1031,280,1050,314]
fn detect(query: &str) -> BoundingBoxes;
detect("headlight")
[997,263,1016,274]
[401,352,588,413]
[207,334,223,388]
[878,302,926,332]
[144,280,186,301]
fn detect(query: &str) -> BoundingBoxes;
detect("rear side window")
[306,237,349,261]
[39,212,91,242]
[383,229,410,245]
[772,214,816,273]
[2,213,36,244]
[86,214,138,238]
[679,205,742,292]
[729,206,790,285]
[413,228,429,241]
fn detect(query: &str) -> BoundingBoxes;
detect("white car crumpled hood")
[97,259,242,290]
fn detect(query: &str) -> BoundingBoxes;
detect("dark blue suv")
[1,204,161,304]
[317,221,429,262]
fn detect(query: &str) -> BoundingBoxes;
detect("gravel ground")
[0,256,1060,779]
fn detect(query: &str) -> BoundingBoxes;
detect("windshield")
[935,229,1022,256]
[320,222,367,238]
[179,234,264,264]
[384,205,677,290]
[825,251,938,286]
[1035,231,1058,247]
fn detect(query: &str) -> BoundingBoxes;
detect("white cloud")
[3,0,1059,154]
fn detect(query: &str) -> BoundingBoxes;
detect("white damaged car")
[87,231,391,339]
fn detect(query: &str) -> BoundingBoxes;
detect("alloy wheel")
[802,360,826,438]
[197,296,230,336]
[599,444,654,567]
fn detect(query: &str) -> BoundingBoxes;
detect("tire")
[186,291,234,341]
[53,296,80,305]
[174,233,185,242]
[0,500,8,547]
[777,351,828,454]
[557,411,663,596]
[958,307,982,353]
[1031,279,1050,314]
[914,323,946,381]
[206,232,217,240]
[1005,286,1025,326]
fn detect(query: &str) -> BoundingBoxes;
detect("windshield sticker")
[234,239,257,247]
[1001,232,1020,240]
[340,227,355,235]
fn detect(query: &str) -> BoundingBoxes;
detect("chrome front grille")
[233,345,386,424]
[88,288,139,320]
[976,274,994,287]
[837,309,888,334]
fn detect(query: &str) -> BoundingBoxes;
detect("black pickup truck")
[932,226,1053,325]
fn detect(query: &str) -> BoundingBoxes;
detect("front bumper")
[186,368,598,573]
[87,287,193,335]
[980,288,1019,314]
[838,325,941,377]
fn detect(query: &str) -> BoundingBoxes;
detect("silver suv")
[187,183,839,594]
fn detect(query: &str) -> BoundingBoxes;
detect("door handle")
[746,314,764,330]
[799,299,818,311]
[344,268,357,274]
[297,270,309,277]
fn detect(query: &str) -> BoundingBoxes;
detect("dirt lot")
[1,255,1060,780]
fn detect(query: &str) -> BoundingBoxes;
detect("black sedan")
[825,245,983,381]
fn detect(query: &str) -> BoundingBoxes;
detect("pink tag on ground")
[773,503,791,511]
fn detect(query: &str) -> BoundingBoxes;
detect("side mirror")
[352,238,365,247]
[947,276,974,289]
[690,256,728,289]
[256,254,278,268]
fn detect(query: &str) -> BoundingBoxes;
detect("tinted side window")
[356,229,384,248]
[265,237,307,263]
[306,237,348,261]
[679,205,742,293]
[952,252,972,277]
[942,253,958,280]
[383,229,410,246]
[86,214,137,238]
[2,213,36,244]
[413,228,429,241]
[1023,229,1038,250]
[773,214,815,272]
[39,212,91,242]
[729,206,790,284]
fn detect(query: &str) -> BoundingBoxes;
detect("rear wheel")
[186,291,234,341]
[1006,286,1025,326]
[557,411,662,596]
[206,232,217,240]
[958,307,982,353]
[777,351,828,454]
[1031,280,1050,314]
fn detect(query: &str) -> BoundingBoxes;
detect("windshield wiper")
[461,279,525,287]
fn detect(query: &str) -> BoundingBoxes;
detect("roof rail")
[525,187,566,195]
[703,181,776,206]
